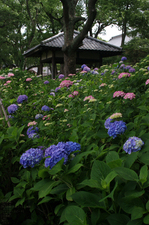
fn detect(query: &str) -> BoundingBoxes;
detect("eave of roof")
[23,30,123,57]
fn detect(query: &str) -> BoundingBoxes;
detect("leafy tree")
[60,0,98,76]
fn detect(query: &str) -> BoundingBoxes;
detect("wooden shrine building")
[23,30,123,78]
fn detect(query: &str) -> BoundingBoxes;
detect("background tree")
[60,0,98,76]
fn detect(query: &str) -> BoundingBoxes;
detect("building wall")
[108,35,132,47]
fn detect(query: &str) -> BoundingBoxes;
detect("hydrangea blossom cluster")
[118,72,131,79]
[129,68,135,73]
[108,121,127,139]
[17,95,28,104]
[123,93,136,100]
[26,78,32,81]
[121,56,127,61]
[100,83,107,87]
[44,141,81,169]
[104,118,113,129]
[145,79,149,85]
[147,67,149,71]
[41,105,50,111]
[35,114,43,119]
[83,66,90,72]
[20,148,44,168]
[83,95,95,101]
[81,64,87,70]
[59,80,73,88]
[28,121,37,127]
[69,91,79,98]
[7,104,18,114]
[110,113,122,119]
[58,74,65,79]
[113,91,125,98]
[55,87,61,92]
[27,126,39,139]
[44,80,49,84]
[111,70,115,75]
[123,137,144,154]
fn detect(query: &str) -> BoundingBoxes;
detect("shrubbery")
[0,55,149,224]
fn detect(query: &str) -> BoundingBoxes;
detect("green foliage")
[1,54,149,224]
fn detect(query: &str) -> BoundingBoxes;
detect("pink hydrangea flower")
[6,80,11,84]
[113,91,126,98]
[80,71,87,74]
[8,73,14,77]
[4,83,7,86]
[26,78,32,81]
[28,121,37,127]
[100,83,107,87]
[64,109,69,112]
[118,72,131,79]
[83,95,95,101]
[110,113,122,119]
[59,80,73,88]
[68,94,74,98]
[72,91,79,96]
[123,93,136,100]
[0,76,6,79]
[42,115,50,120]
[145,79,149,85]
[68,73,76,76]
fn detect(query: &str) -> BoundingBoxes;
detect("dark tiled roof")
[23,30,122,56]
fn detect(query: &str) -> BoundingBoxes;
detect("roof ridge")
[42,31,64,44]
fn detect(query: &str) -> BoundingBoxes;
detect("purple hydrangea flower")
[125,65,131,70]
[35,114,43,119]
[81,64,87,70]
[41,105,50,111]
[123,137,144,154]
[28,133,39,139]
[121,56,127,61]
[147,67,149,71]
[58,74,65,79]
[91,70,99,75]
[20,148,44,168]
[55,87,61,92]
[111,70,115,75]
[50,92,55,97]
[104,118,113,129]
[27,126,39,136]
[83,66,90,72]
[7,104,18,114]
[17,95,28,104]
[120,64,125,69]
[45,148,68,169]
[44,80,49,84]
[44,141,81,169]
[108,120,127,139]
[129,68,135,73]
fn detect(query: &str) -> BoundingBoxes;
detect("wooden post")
[52,51,56,79]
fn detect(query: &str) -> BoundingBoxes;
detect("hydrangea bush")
[1,55,149,224]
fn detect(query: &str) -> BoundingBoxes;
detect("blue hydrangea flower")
[101,72,104,75]
[58,74,65,79]
[125,65,131,70]
[44,80,49,84]
[35,114,43,119]
[108,120,127,139]
[83,66,90,72]
[7,104,18,114]
[123,137,144,154]
[20,148,44,168]
[45,148,68,169]
[17,95,28,104]
[44,141,81,169]
[81,64,87,70]
[129,68,135,73]
[50,92,55,97]
[147,67,149,71]
[121,56,127,61]
[28,133,39,139]
[27,126,39,136]
[41,105,50,111]
[45,144,57,157]
[55,87,61,92]
[120,64,125,69]
[104,118,113,129]
[65,141,81,154]
[111,70,115,75]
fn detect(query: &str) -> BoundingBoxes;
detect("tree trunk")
[61,0,97,76]
[64,51,76,75]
